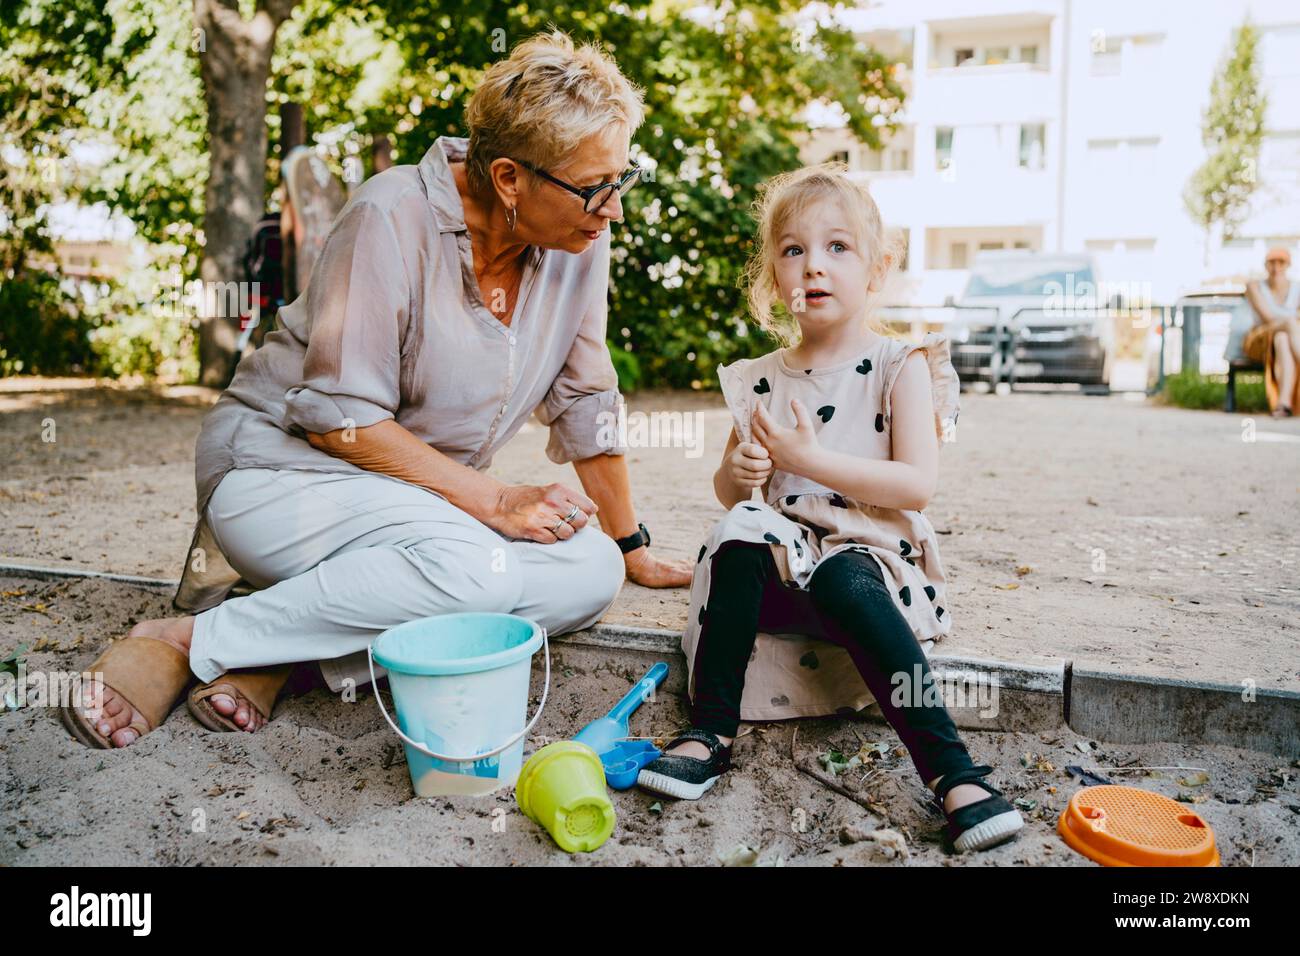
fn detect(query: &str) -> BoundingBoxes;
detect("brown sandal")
[59,637,193,748]
[187,664,294,732]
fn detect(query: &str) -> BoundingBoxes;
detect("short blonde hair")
[464,28,647,197]
[741,162,901,348]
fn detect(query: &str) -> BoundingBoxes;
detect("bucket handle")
[367,624,550,764]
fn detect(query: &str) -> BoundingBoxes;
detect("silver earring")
[506,205,517,232]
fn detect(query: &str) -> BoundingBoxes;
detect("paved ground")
[1,376,1297,865]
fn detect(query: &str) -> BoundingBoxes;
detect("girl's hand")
[752,399,821,476]
[727,437,773,489]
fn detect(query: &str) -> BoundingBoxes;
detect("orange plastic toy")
[1058,785,1219,867]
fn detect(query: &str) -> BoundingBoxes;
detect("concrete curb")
[1068,668,1300,758]
[0,561,178,591]
[571,623,1066,735]
[3,561,1296,756]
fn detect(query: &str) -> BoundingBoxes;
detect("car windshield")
[965,262,1096,298]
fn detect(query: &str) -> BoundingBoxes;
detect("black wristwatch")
[615,522,651,554]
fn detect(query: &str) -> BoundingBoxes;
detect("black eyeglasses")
[514,158,643,214]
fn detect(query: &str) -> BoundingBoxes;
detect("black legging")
[690,542,975,785]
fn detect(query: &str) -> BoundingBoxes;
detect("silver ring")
[551,517,567,534]
[562,504,581,525]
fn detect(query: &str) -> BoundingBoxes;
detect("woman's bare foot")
[202,683,268,733]
[133,619,267,733]
[79,617,195,747]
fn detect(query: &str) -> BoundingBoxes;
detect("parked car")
[880,252,1115,392]
[878,303,1005,387]
[958,251,1114,392]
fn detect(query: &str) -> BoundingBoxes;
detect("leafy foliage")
[1183,18,1267,243]
[1159,369,1266,413]
[0,271,96,375]
[2,0,905,387]
[376,1,906,388]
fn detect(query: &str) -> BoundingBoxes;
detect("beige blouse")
[175,135,626,614]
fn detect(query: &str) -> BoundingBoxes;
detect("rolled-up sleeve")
[533,235,627,464]
[282,199,409,437]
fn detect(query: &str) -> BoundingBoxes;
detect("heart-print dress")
[682,331,961,722]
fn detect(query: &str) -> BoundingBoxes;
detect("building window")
[1262,25,1300,78]
[1085,238,1157,255]
[865,146,912,172]
[862,128,914,174]
[1019,124,1045,169]
[1086,136,1160,177]
[935,127,954,170]
[1125,33,1165,74]
[1089,35,1123,76]
[829,149,851,167]
[1128,137,1160,175]
[1260,130,1300,178]
[950,242,969,269]
[938,40,1047,70]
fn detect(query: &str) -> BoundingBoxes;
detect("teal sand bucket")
[368,612,550,797]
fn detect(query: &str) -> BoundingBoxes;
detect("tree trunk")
[192,0,300,387]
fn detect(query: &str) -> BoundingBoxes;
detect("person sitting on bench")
[1243,246,1300,418]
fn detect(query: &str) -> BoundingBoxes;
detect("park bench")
[1225,358,1265,413]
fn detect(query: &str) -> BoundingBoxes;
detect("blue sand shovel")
[573,662,668,789]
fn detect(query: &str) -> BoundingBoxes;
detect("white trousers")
[188,468,626,692]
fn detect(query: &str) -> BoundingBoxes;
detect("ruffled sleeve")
[880,332,961,446]
[716,357,758,445]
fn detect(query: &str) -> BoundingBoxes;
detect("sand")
[2,572,1297,866]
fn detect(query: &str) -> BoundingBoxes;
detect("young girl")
[636,163,1024,853]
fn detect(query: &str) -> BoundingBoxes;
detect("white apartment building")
[798,0,1300,306]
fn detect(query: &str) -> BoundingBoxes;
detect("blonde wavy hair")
[741,162,902,348]
[464,28,647,198]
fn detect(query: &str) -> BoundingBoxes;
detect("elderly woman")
[62,30,692,748]
[1244,246,1300,418]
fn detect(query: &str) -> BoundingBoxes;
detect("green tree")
[1,0,210,377]
[268,0,407,194]
[0,0,113,275]
[3,0,906,389]
[0,0,115,374]
[1184,18,1267,264]
[379,0,906,388]
[1,0,392,379]
[191,0,304,386]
